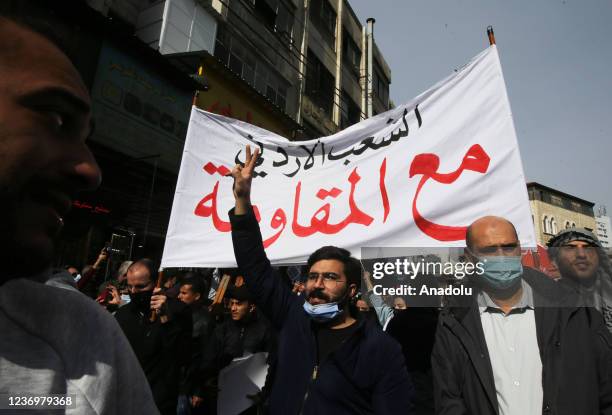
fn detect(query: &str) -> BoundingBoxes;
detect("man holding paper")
[227,145,413,414]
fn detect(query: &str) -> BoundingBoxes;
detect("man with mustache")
[0,8,157,414]
[548,228,612,332]
[228,146,413,414]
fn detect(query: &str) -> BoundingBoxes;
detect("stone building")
[527,182,596,246]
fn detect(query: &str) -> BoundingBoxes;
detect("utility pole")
[296,0,311,126]
[366,18,375,118]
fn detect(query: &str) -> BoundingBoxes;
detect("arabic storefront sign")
[161,46,536,267]
[90,41,193,173]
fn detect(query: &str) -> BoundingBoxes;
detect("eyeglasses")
[306,272,345,287]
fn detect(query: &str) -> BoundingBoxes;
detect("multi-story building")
[135,0,393,138]
[527,182,597,246]
[301,0,392,137]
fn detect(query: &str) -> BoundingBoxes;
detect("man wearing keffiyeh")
[548,228,612,332]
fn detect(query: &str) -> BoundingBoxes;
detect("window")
[543,216,550,234]
[214,26,230,64]
[342,29,361,78]
[277,84,287,111]
[253,0,277,31]
[528,189,536,200]
[245,0,295,45]
[551,195,563,207]
[214,26,289,112]
[310,0,336,47]
[305,49,335,117]
[275,2,295,41]
[372,63,390,108]
[228,43,245,76]
[570,201,582,211]
[243,55,256,86]
[340,91,361,129]
[565,221,571,229]
[551,218,557,235]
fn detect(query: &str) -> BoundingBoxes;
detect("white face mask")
[73,274,82,283]
[120,294,131,304]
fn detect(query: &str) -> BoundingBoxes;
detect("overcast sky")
[349,0,612,215]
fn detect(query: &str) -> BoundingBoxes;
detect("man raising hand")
[228,145,414,414]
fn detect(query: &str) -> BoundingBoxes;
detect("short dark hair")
[181,272,209,297]
[129,258,157,284]
[0,3,72,62]
[307,246,362,290]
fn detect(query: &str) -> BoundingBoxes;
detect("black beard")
[0,183,57,283]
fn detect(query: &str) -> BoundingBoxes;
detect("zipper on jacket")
[299,328,321,414]
[299,364,318,415]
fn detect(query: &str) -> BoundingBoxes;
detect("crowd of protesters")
[51,145,611,414]
[2,6,612,415]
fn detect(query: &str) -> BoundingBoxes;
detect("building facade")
[596,208,611,248]
[135,0,393,139]
[527,182,597,246]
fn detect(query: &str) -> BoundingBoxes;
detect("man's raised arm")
[229,145,297,329]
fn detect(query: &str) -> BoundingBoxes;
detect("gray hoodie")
[0,275,159,414]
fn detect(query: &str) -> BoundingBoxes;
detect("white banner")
[161,46,536,267]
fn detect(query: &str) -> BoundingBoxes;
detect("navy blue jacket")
[230,207,414,414]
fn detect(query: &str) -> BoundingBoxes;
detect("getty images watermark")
[360,248,493,305]
[369,256,484,297]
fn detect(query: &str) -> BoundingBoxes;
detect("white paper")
[217,352,269,415]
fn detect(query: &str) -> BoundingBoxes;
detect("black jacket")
[182,305,215,396]
[115,297,192,415]
[230,207,414,414]
[200,312,274,380]
[431,267,612,415]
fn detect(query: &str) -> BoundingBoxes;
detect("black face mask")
[129,290,153,311]
[357,310,371,320]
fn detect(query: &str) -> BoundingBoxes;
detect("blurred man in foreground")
[0,11,157,414]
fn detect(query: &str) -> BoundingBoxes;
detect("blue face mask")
[479,256,523,290]
[303,301,342,322]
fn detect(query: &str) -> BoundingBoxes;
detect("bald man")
[432,216,612,415]
[0,13,158,414]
